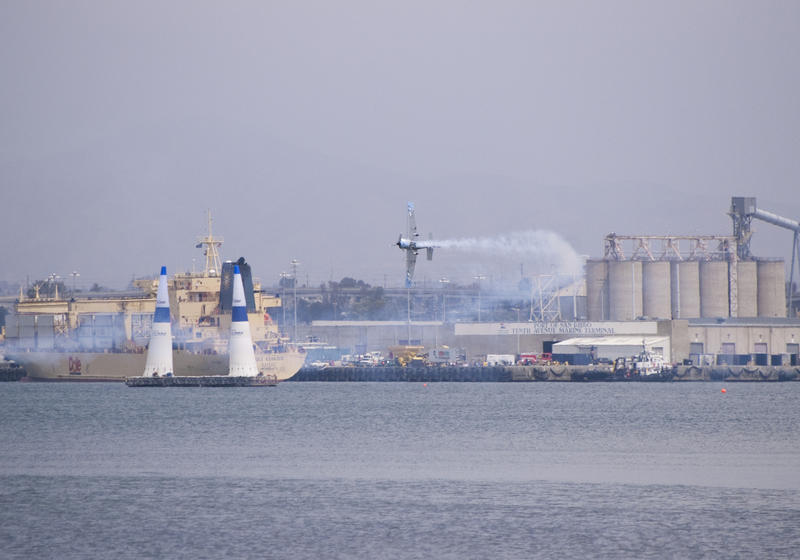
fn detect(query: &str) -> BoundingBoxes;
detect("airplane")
[396,202,438,287]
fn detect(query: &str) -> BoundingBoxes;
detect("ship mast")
[196,210,223,275]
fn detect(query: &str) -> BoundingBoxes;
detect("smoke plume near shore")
[434,230,584,276]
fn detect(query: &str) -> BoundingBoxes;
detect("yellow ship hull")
[9,349,305,382]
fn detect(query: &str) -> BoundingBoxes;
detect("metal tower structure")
[730,197,800,315]
[602,233,741,317]
[196,210,223,275]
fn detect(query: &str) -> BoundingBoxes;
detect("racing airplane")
[396,202,439,287]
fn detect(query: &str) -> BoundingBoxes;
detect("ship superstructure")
[5,215,304,381]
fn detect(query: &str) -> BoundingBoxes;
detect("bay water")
[1,382,799,558]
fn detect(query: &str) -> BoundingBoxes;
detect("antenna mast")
[197,210,223,275]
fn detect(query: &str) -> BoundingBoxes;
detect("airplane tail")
[427,233,434,260]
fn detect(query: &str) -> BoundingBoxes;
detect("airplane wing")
[407,202,418,240]
[405,248,417,288]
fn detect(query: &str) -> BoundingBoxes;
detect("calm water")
[1,382,799,559]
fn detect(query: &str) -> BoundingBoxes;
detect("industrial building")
[301,316,799,367]
[586,237,786,321]
[553,336,671,362]
[300,197,800,366]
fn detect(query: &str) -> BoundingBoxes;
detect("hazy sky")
[2,1,798,290]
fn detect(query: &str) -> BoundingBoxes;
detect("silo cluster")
[586,258,786,321]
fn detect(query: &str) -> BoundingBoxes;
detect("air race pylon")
[228,264,259,376]
[143,266,173,377]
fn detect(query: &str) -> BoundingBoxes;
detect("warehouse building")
[553,336,670,362]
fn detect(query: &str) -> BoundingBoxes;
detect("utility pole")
[280,272,289,335]
[407,284,411,343]
[291,259,300,341]
[473,275,486,321]
[439,277,449,322]
[70,271,80,297]
[48,273,60,299]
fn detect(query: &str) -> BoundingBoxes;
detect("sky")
[1,1,798,291]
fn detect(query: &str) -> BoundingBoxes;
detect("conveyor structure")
[730,197,800,315]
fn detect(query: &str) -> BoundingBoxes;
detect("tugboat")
[613,348,673,381]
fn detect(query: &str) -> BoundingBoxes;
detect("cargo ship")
[4,216,305,381]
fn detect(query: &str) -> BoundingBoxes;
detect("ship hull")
[8,350,305,382]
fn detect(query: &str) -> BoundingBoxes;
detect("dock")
[125,375,278,387]
[0,365,26,382]
[288,365,800,382]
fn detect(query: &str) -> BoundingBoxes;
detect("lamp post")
[48,273,60,299]
[70,271,80,297]
[473,275,486,321]
[291,259,300,341]
[512,306,521,355]
[406,282,411,344]
[279,271,289,335]
[439,277,449,322]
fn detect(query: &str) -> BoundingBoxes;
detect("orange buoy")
[721,388,727,393]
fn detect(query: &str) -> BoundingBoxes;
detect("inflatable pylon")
[228,264,259,376]
[143,266,173,377]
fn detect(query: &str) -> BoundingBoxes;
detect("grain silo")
[585,259,608,321]
[699,260,729,318]
[642,261,671,319]
[608,260,642,321]
[736,260,758,317]
[598,225,788,321]
[670,261,700,318]
[756,259,786,317]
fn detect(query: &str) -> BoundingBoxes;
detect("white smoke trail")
[434,230,584,276]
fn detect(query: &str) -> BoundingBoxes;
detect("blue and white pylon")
[228,264,260,376]
[143,266,173,377]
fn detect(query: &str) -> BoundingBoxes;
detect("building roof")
[688,317,800,327]
[311,320,441,327]
[554,335,669,348]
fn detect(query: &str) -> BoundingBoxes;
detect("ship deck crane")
[730,197,800,315]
